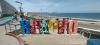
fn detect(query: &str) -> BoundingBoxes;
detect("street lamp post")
[15,1,23,16]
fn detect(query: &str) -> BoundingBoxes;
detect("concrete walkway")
[0,35,20,45]
[0,20,20,45]
[21,34,87,45]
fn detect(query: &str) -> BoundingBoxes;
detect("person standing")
[14,12,18,21]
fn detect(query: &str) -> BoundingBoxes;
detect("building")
[0,3,2,17]
[0,0,17,17]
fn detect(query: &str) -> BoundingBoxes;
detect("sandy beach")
[78,21,100,30]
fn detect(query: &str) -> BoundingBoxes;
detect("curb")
[6,33,24,45]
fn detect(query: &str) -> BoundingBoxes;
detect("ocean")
[49,13,100,20]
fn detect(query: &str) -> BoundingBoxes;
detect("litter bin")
[87,39,100,45]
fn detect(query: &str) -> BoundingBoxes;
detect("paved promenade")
[0,20,20,45]
[0,35,20,45]
[20,29,87,45]
[21,34,87,45]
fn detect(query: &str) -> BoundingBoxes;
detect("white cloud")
[6,0,100,13]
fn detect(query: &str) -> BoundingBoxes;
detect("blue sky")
[6,0,100,13]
